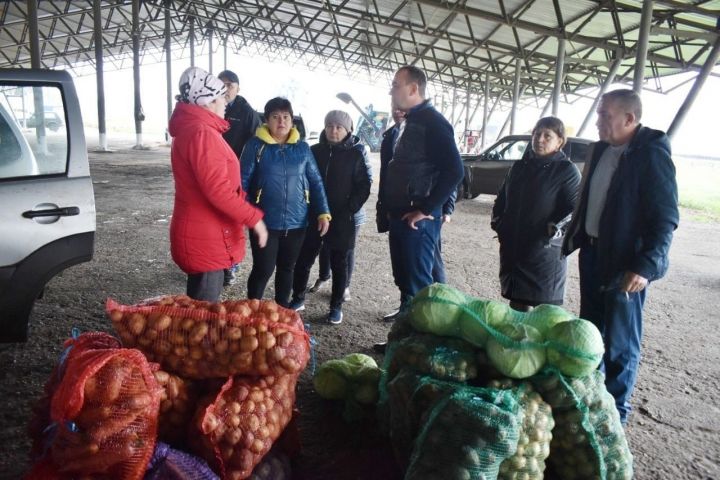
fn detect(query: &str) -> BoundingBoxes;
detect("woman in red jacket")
[168,67,267,301]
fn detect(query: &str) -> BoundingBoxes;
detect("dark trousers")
[187,269,224,302]
[247,228,306,307]
[388,212,442,309]
[318,227,359,287]
[579,244,646,424]
[293,229,349,309]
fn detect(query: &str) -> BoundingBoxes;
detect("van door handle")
[22,206,80,218]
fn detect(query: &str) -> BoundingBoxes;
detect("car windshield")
[483,138,529,161]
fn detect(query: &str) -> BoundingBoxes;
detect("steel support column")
[223,37,228,70]
[464,85,471,152]
[578,54,622,137]
[552,38,566,116]
[451,87,457,129]
[510,58,521,134]
[668,36,720,140]
[208,27,213,73]
[633,0,654,94]
[27,0,47,154]
[165,0,173,143]
[93,0,108,150]
[481,73,489,148]
[132,0,144,147]
[27,0,40,68]
[189,20,195,67]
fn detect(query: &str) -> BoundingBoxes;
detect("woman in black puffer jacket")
[491,117,581,311]
[290,110,372,325]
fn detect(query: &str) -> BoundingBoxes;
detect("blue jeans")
[432,236,446,283]
[388,212,442,309]
[579,245,646,424]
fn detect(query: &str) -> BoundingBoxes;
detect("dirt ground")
[1,142,718,480]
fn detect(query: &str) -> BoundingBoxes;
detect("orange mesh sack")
[107,296,310,379]
[152,366,200,447]
[29,331,122,459]
[46,348,161,479]
[188,374,299,480]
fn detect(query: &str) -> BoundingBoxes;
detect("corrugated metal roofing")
[0,0,718,104]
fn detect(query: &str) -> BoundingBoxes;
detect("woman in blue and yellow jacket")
[241,97,330,307]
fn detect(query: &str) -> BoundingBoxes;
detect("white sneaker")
[343,288,351,302]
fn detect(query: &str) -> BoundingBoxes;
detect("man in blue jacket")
[377,65,464,320]
[563,89,679,425]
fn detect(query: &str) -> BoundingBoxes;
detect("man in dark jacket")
[377,65,464,319]
[562,89,679,425]
[218,70,261,159]
[217,70,262,286]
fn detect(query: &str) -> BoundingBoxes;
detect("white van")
[0,69,95,342]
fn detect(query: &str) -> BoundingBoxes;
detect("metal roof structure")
[1,1,719,142]
[2,1,719,101]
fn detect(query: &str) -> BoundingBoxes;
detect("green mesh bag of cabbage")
[405,387,524,480]
[487,379,555,480]
[313,353,382,421]
[530,369,633,480]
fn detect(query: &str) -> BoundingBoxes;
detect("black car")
[24,110,65,132]
[458,135,592,198]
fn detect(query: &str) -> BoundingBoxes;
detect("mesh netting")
[151,366,200,447]
[407,284,603,379]
[386,333,479,383]
[30,347,161,479]
[530,369,633,480]
[488,380,555,480]
[384,369,458,470]
[29,331,123,459]
[145,441,219,479]
[405,386,523,480]
[107,296,310,379]
[187,373,299,480]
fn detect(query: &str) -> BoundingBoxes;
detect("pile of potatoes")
[189,374,298,480]
[48,349,160,479]
[153,368,199,446]
[107,296,310,379]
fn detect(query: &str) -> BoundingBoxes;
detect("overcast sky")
[72,50,720,158]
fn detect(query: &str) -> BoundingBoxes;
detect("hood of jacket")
[168,101,229,137]
[627,125,670,156]
[318,130,362,150]
[255,124,301,144]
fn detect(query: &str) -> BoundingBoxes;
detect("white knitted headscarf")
[176,67,226,106]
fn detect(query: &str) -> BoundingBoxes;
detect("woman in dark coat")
[289,110,372,324]
[491,116,581,311]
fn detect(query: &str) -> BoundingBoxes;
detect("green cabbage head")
[546,318,604,377]
[523,304,574,336]
[486,323,546,379]
[409,283,466,336]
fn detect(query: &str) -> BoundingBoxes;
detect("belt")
[588,236,598,246]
